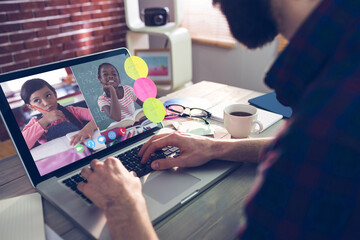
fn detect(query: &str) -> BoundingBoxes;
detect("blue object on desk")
[248,92,293,118]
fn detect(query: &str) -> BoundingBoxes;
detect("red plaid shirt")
[238,0,360,239]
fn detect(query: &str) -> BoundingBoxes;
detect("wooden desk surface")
[0,81,284,239]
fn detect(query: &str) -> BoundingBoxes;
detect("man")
[78,0,360,239]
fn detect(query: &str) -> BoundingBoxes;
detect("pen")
[31,105,49,113]
[31,105,70,123]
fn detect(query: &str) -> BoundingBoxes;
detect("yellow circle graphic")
[143,98,165,123]
[124,56,149,80]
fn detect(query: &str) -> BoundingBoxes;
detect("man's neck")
[272,0,323,40]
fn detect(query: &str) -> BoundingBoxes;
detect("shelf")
[126,22,178,33]
[124,0,192,96]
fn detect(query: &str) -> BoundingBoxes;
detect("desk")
[0,81,284,240]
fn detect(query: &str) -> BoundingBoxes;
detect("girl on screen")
[20,78,97,149]
[97,62,143,121]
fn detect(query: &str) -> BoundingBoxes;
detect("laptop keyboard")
[62,174,92,203]
[62,144,180,203]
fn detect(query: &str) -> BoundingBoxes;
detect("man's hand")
[77,158,158,240]
[77,158,141,210]
[138,131,216,170]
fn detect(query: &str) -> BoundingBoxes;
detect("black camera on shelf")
[143,7,169,26]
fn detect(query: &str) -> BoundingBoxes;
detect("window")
[181,0,236,48]
[3,69,67,93]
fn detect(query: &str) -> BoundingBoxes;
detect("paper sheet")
[0,192,45,240]
[256,108,283,131]
[45,224,63,240]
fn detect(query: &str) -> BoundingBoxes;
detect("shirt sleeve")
[98,95,110,112]
[124,85,137,102]
[21,118,46,149]
[66,106,93,121]
[238,91,360,239]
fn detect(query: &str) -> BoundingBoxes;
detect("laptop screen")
[0,48,161,180]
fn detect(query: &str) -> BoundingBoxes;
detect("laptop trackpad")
[143,171,200,205]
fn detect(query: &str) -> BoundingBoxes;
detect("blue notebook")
[248,92,293,118]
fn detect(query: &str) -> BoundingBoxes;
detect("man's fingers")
[105,156,129,173]
[77,181,86,192]
[140,139,165,164]
[90,159,102,171]
[80,167,92,179]
[138,133,169,157]
[77,182,92,202]
[129,171,137,177]
[140,133,181,164]
[151,157,185,170]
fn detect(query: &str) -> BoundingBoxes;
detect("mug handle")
[250,120,263,134]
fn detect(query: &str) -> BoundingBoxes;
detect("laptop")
[0,48,239,239]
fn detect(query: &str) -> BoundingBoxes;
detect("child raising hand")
[21,78,97,149]
[97,63,143,122]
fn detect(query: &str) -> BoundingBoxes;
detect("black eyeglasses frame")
[165,104,212,124]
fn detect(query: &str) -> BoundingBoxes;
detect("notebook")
[248,92,293,118]
[0,192,45,240]
[0,48,239,239]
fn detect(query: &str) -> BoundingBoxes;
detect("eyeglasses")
[165,104,212,124]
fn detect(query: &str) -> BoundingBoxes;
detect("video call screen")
[0,53,159,176]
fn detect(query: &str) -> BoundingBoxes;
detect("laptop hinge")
[180,190,199,205]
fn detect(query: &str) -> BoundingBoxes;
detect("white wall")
[191,40,278,93]
[149,36,279,93]
[139,0,279,93]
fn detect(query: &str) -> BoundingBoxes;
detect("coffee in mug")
[223,104,263,138]
[230,111,252,117]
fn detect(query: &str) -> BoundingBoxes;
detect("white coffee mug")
[223,104,263,138]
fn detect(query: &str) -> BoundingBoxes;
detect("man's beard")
[216,0,278,49]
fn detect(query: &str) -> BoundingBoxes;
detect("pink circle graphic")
[133,78,157,102]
